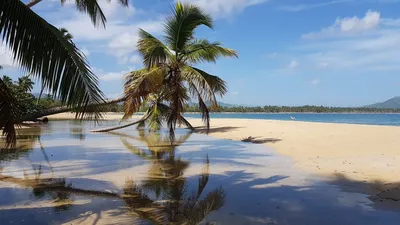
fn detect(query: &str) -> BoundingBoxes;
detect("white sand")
[187,118,400,184]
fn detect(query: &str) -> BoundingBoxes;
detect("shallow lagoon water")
[0,121,399,224]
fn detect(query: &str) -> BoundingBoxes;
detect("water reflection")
[0,127,225,224]
[0,127,42,163]
[119,130,225,224]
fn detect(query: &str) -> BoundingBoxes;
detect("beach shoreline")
[46,113,400,184]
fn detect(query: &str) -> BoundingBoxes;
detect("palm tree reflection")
[0,130,225,224]
[120,130,225,224]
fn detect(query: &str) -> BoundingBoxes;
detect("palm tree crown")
[123,2,238,137]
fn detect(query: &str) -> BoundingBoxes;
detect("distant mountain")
[365,97,400,109]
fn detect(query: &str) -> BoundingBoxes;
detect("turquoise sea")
[184,113,400,126]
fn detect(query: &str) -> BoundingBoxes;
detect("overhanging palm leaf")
[0,0,105,120]
[60,0,129,27]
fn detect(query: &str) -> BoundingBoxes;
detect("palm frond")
[183,39,238,63]
[181,187,225,225]
[0,78,20,147]
[183,66,227,110]
[180,116,194,131]
[164,2,213,53]
[138,29,173,69]
[123,67,165,119]
[59,27,73,41]
[196,155,210,200]
[165,80,189,141]
[61,0,127,28]
[0,0,105,120]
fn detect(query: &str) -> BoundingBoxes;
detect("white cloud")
[54,0,162,61]
[279,0,351,12]
[311,79,320,85]
[283,11,400,73]
[230,91,239,95]
[303,10,381,39]
[179,0,268,18]
[288,60,299,68]
[0,45,16,68]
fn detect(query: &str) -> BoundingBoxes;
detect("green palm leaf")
[138,29,173,69]
[183,39,238,63]
[164,2,213,52]
[0,0,105,120]
[123,67,165,119]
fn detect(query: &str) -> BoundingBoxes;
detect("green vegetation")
[0,75,62,117]
[1,0,128,145]
[184,105,400,113]
[97,2,237,134]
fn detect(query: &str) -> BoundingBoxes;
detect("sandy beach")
[46,113,400,184]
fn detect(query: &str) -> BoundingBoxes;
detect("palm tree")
[1,75,13,87]
[0,0,128,146]
[17,76,35,93]
[93,2,237,136]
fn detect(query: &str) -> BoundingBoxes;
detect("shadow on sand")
[327,173,400,211]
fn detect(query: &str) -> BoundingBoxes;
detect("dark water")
[184,113,400,126]
[0,121,399,225]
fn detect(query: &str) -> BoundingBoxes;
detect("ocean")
[183,113,400,126]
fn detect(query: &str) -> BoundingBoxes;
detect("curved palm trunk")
[90,115,194,133]
[90,114,151,133]
[21,96,126,122]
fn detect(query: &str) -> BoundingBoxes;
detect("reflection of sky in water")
[0,120,399,225]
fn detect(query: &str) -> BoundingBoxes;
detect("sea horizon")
[183,112,400,126]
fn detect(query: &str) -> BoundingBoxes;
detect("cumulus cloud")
[303,10,381,39]
[284,11,400,72]
[54,0,162,61]
[0,46,16,68]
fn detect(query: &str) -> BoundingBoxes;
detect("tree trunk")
[90,115,195,133]
[90,114,150,133]
[21,96,126,122]
[26,0,42,8]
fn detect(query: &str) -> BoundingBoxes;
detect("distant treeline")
[99,103,400,113]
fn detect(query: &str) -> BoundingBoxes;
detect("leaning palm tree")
[0,0,128,146]
[92,2,237,136]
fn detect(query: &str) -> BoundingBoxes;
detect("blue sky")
[2,0,400,106]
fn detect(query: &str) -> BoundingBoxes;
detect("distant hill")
[187,101,239,108]
[365,96,400,109]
